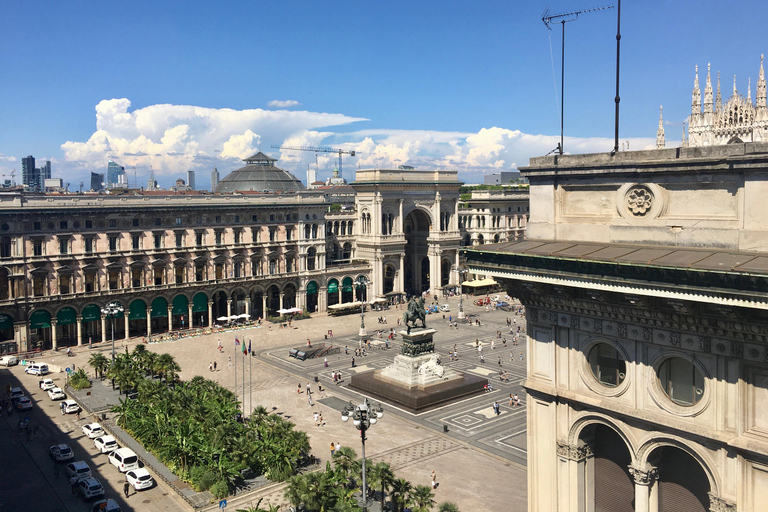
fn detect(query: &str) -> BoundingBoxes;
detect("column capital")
[628,466,659,486]
[707,494,737,512]
[556,442,594,461]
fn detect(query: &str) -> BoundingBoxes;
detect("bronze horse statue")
[402,296,427,334]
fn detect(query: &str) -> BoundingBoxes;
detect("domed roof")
[216,152,305,194]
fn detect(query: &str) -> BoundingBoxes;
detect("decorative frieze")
[670,332,681,347]
[699,336,712,353]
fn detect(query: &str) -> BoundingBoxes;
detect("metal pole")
[242,346,245,414]
[560,20,565,155]
[361,425,367,512]
[613,0,622,154]
[234,340,237,407]
[249,342,252,418]
[111,316,115,361]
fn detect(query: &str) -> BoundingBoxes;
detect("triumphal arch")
[350,168,462,299]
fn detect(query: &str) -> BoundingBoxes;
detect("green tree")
[283,474,307,510]
[410,484,436,512]
[437,502,460,512]
[332,446,359,487]
[390,478,413,512]
[369,461,395,510]
[88,352,110,379]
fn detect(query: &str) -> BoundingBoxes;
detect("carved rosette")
[628,466,659,485]
[626,186,654,216]
[556,442,594,461]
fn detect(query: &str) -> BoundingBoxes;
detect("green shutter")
[192,292,208,313]
[172,295,188,315]
[151,297,168,318]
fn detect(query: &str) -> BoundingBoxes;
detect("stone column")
[207,301,214,327]
[167,306,173,332]
[226,299,232,318]
[76,316,83,346]
[124,314,129,340]
[146,307,152,339]
[398,199,404,232]
[262,295,267,317]
[187,304,193,329]
[51,319,58,351]
[244,298,250,317]
[279,292,285,311]
[628,465,659,512]
[557,442,594,512]
[101,314,107,343]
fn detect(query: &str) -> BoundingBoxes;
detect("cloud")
[267,100,301,108]
[0,153,17,163]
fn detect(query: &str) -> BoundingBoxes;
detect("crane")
[271,145,356,179]
[542,5,614,155]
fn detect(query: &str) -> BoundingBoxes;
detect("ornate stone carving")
[699,336,711,352]
[670,332,681,347]
[731,341,744,358]
[642,327,654,341]
[628,466,659,485]
[556,442,594,461]
[626,186,654,216]
[707,493,737,512]
[617,322,627,337]
[570,315,580,329]
[593,319,602,333]
[550,312,558,325]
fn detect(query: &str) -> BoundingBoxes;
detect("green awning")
[151,297,168,318]
[172,294,188,315]
[327,279,339,294]
[306,281,318,295]
[82,304,101,322]
[0,313,14,330]
[342,276,353,292]
[56,307,77,326]
[192,292,208,313]
[129,300,147,320]
[29,309,51,329]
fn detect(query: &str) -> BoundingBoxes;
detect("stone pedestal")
[350,327,486,412]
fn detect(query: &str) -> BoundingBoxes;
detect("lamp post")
[357,276,370,339]
[452,266,468,319]
[341,398,384,511]
[100,302,124,361]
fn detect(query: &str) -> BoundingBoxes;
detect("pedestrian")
[209,362,213,372]
[324,356,328,368]
[431,470,437,489]
[124,481,130,498]
[217,339,222,352]
[88,336,92,349]
[331,441,336,456]
[504,371,509,382]
[498,357,502,367]
[509,393,514,406]
[519,352,524,362]
[75,410,81,421]
[491,339,495,350]
[228,356,232,369]
[510,351,514,363]
[318,411,324,425]
[513,393,520,407]
[213,361,217,371]
[308,394,314,406]
[480,353,485,363]
[493,401,500,415]
[351,357,355,367]
[306,382,311,395]
[314,411,319,426]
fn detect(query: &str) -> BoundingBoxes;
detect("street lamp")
[341,398,384,511]
[357,276,370,339]
[452,266,468,319]
[101,302,124,361]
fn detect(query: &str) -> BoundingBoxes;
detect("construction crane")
[271,145,356,179]
[542,5,614,155]
[1,170,16,186]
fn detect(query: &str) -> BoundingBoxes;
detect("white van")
[0,355,18,366]
[25,363,49,376]
[109,448,139,473]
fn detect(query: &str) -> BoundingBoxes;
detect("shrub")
[209,479,231,499]
[69,368,91,390]
[189,465,218,491]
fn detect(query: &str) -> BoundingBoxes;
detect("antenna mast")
[542,5,614,156]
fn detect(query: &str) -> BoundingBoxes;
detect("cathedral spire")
[681,121,688,148]
[748,77,752,102]
[704,63,714,113]
[734,75,738,96]
[757,54,766,111]
[692,65,701,115]
[656,106,665,149]
[716,71,722,111]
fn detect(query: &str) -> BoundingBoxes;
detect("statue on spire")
[656,106,665,149]
[704,63,714,114]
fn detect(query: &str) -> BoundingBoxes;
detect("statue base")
[349,328,486,412]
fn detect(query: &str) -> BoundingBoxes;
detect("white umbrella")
[238,313,250,319]
[216,316,230,322]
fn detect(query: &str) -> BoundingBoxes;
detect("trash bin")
[314,376,319,383]
[324,334,328,339]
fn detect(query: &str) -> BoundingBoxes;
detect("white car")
[0,355,19,366]
[126,468,154,490]
[439,304,450,312]
[39,378,56,391]
[60,399,80,415]
[49,443,75,461]
[16,396,33,411]
[94,435,118,454]
[76,476,105,499]
[25,363,49,376]
[91,499,121,512]
[48,387,66,400]
[81,423,104,439]
[490,295,501,302]
[66,460,91,480]
[109,447,139,472]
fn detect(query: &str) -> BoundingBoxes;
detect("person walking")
[308,394,314,406]
[331,442,336,456]
[493,401,501,416]
[213,361,217,371]
[480,352,485,364]
[314,411,319,426]
[431,470,437,489]
[509,393,514,406]
[306,382,311,395]
[124,481,130,498]
[513,393,520,406]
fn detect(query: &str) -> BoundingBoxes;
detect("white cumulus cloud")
[267,100,301,108]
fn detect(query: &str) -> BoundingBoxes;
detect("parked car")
[126,468,154,490]
[60,399,81,415]
[39,378,56,390]
[49,443,75,461]
[439,304,450,312]
[94,435,118,454]
[91,499,121,512]
[491,295,501,302]
[495,300,512,311]
[65,460,92,480]
[48,387,66,400]
[16,396,33,411]
[109,448,140,473]
[9,387,24,402]
[82,423,104,439]
[76,476,105,499]
[25,363,49,376]
[0,355,19,366]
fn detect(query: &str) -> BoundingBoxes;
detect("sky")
[1,0,766,190]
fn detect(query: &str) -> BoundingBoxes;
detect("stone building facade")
[458,187,529,247]
[465,143,768,512]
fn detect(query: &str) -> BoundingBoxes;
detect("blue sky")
[1,0,765,189]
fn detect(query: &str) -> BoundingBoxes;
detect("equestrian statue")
[402,296,427,334]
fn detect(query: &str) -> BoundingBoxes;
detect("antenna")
[542,5,614,155]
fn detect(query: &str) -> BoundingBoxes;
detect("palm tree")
[283,474,307,511]
[236,498,280,512]
[88,353,110,379]
[390,478,413,512]
[437,502,460,512]
[154,353,180,383]
[332,446,359,487]
[410,484,436,512]
[369,461,396,510]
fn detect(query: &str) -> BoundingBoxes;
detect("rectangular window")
[60,221,68,229]
[286,227,292,241]
[269,214,275,222]
[175,233,183,248]
[109,219,117,228]
[132,218,139,227]
[269,227,276,242]
[252,215,258,222]
[195,232,203,247]
[84,238,93,253]
[234,231,241,245]
[215,215,221,223]
[59,238,68,255]
[132,268,142,287]
[132,234,140,250]
[85,220,92,229]
[269,260,276,274]
[234,215,240,222]
[175,217,182,226]
[154,233,162,249]
[33,241,43,256]
[155,218,162,226]
[195,265,204,282]
[215,232,223,246]
[33,222,41,230]
[109,237,118,252]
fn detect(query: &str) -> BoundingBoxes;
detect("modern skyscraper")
[186,170,196,191]
[107,161,125,188]
[211,167,220,192]
[21,156,35,190]
[90,172,104,191]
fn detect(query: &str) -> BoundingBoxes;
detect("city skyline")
[1,0,765,189]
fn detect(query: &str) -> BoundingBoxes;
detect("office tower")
[21,156,35,190]
[107,161,125,188]
[187,170,196,191]
[90,172,104,192]
[211,167,220,192]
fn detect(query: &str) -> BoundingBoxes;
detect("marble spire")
[692,65,701,115]
[704,63,714,113]
[716,71,722,111]
[656,106,665,149]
